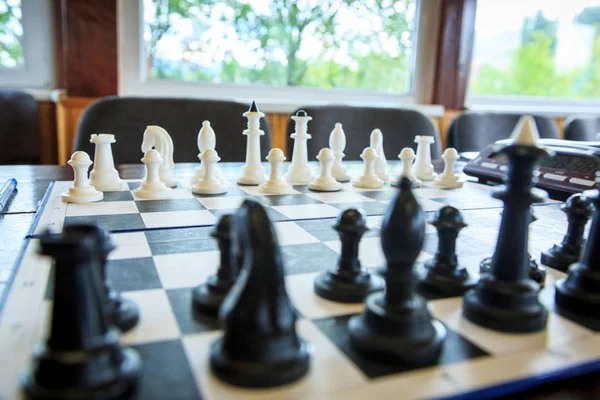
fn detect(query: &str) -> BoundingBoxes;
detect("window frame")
[118,0,442,115]
[0,0,55,89]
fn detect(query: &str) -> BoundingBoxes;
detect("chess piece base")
[238,166,266,186]
[159,170,177,188]
[541,245,580,273]
[192,276,235,317]
[463,275,548,333]
[348,292,446,365]
[433,179,463,189]
[90,170,129,192]
[555,264,600,319]
[22,346,141,400]
[133,184,172,199]
[258,180,292,194]
[61,187,103,203]
[419,261,478,297]
[109,294,140,333]
[192,181,227,195]
[314,270,384,303]
[210,338,310,388]
[353,176,384,189]
[309,178,342,192]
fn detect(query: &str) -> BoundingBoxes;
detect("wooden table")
[0,164,599,400]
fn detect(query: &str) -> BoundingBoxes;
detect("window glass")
[469,0,600,100]
[143,0,418,94]
[0,0,23,68]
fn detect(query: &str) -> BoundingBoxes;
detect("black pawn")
[64,224,139,332]
[555,188,600,318]
[314,208,384,303]
[541,193,593,272]
[463,130,550,333]
[22,229,141,399]
[192,215,237,317]
[210,200,310,388]
[348,178,446,364]
[419,206,478,297]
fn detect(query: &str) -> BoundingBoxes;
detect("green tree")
[521,10,558,53]
[574,6,600,98]
[0,0,23,68]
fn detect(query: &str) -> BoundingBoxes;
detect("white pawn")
[61,151,103,203]
[194,120,216,181]
[392,147,422,187]
[134,149,172,199]
[309,148,342,192]
[413,135,437,181]
[259,148,292,194]
[434,148,463,189]
[89,134,128,191]
[353,147,384,189]
[192,149,227,195]
[329,123,350,182]
[370,129,389,181]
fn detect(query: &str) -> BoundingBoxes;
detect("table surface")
[1,163,599,400]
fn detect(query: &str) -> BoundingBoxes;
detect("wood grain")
[266,113,291,156]
[38,101,57,165]
[55,96,96,165]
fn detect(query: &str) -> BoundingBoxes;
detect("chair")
[285,105,442,161]
[447,112,560,153]
[0,89,40,164]
[564,115,600,142]
[73,96,272,164]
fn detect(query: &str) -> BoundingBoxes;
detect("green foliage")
[471,8,600,100]
[0,0,24,68]
[146,0,415,93]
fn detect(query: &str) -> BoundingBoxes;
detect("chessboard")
[1,169,600,400]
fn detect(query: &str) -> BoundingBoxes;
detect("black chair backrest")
[448,112,560,153]
[285,106,442,161]
[564,115,600,142]
[0,89,40,164]
[74,96,272,164]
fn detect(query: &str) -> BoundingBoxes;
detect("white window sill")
[467,96,600,118]
[13,88,65,103]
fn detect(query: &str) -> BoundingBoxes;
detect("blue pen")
[0,178,18,213]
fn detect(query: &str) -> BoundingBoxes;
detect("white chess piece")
[193,149,227,195]
[259,148,292,194]
[434,148,463,189]
[141,126,177,187]
[134,149,172,199]
[89,134,128,191]
[353,147,384,189]
[194,120,217,181]
[413,135,437,181]
[392,147,421,187]
[238,102,267,185]
[286,110,314,184]
[309,148,342,192]
[370,129,389,181]
[61,151,103,203]
[329,123,350,182]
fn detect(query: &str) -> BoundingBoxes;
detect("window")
[469,0,600,103]
[0,0,54,88]
[119,0,442,112]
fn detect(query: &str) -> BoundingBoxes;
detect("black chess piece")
[314,208,384,303]
[463,121,550,333]
[22,229,141,399]
[419,206,478,297]
[64,224,140,332]
[210,199,310,388]
[541,193,593,272]
[480,208,546,287]
[192,214,238,317]
[348,178,446,364]
[555,188,600,319]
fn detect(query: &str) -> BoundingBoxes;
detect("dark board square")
[313,314,489,379]
[295,218,379,242]
[358,190,396,202]
[102,191,134,202]
[132,339,202,400]
[127,182,141,190]
[331,202,390,216]
[107,257,162,292]
[291,185,311,193]
[135,199,206,213]
[145,226,216,255]
[64,214,145,232]
[209,207,288,223]
[257,194,323,207]
[194,185,249,197]
[166,288,220,335]
[282,243,339,275]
